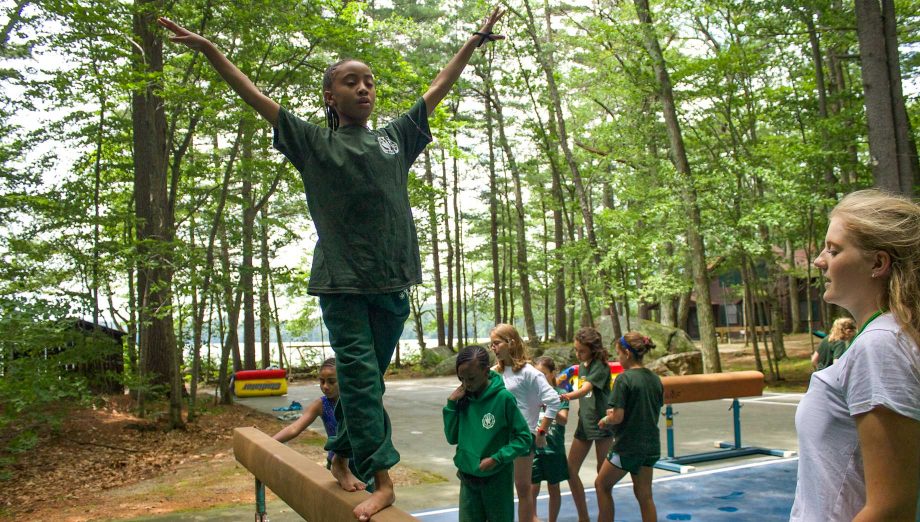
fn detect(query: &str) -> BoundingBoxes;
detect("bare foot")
[330,455,365,492]
[354,470,395,521]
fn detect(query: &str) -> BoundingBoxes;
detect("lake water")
[197,338,491,369]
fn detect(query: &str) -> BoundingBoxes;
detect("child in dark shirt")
[159,8,504,520]
[595,332,663,522]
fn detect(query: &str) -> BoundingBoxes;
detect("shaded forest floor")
[0,393,439,521]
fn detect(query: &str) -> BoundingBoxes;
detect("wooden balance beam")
[655,371,795,473]
[662,370,765,404]
[233,427,419,521]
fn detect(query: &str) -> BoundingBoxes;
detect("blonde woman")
[792,189,920,521]
[490,324,561,522]
[811,317,857,370]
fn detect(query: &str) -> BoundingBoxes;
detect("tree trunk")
[488,82,539,345]
[634,0,720,372]
[442,149,454,349]
[855,0,918,195]
[425,150,446,346]
[132,0,184,426]
[566,258,576,340]
[126,211,138,374]
[452,137,465,347]
[514,42,567,341]
[268,266,286,369]
[786,238,801,333]
[485,97,501,325]
[748,258,779,380]
[240,126,256,371]
[92,89,104,326]
[520,0,620,335]
[741,256,765,373]
[803,12,837,190]
[826,18,859,185]
[259,205,272,368]
[218,223,243,404]
[409,287,426,351]
[189,215,201,422]
[660,295,676,327]
[677,284,692,334]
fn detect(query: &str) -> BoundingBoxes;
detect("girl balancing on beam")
[158,8,505,520]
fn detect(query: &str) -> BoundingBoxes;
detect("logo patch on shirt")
[377,135,399,155]
[482,413,496,430]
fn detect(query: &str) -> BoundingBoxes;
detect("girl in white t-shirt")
[792,189,920,521]
[490,323,561,522]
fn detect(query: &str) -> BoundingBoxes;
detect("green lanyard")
[849,310,884,346]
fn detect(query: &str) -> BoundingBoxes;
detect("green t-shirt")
[577,359,613,438]
[536,386,570,455]
[831,339,848,360]
[816,339,847,370]
[609,367,663,457]
[273,98,432,294]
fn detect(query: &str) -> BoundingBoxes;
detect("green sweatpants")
[458,464,514,522]
[319,291,409,483]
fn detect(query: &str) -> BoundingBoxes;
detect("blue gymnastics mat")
[412,457,798,521]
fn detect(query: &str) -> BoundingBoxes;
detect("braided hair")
[455,345,491,410]
[456,345,491,372]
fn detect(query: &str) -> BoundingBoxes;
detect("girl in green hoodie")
[444,345,532,522]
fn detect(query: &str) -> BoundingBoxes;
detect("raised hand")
[475,6,506,45]
[449,384,467,402]
[157,17,211,52]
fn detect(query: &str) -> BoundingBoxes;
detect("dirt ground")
[0,393,435,521]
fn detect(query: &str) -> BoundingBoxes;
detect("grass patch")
[414,469,449,485]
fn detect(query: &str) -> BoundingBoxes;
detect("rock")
[597,316,695,360]
[419,345,454,369]
[536,345,578,370]
[646,351,703,376]
[431,353,463,376]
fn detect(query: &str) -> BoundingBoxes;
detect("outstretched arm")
[422,6,505,115]
[561,380,594,402]
[158,17,280,127]
[273,399,322,443]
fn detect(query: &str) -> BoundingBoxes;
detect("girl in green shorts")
[531,356,570,522]
[559,326,613,522]
[595,331,663,522]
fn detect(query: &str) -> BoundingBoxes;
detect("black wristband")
[473,31,492,48]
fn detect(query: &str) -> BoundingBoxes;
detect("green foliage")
[2,0,919,397]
